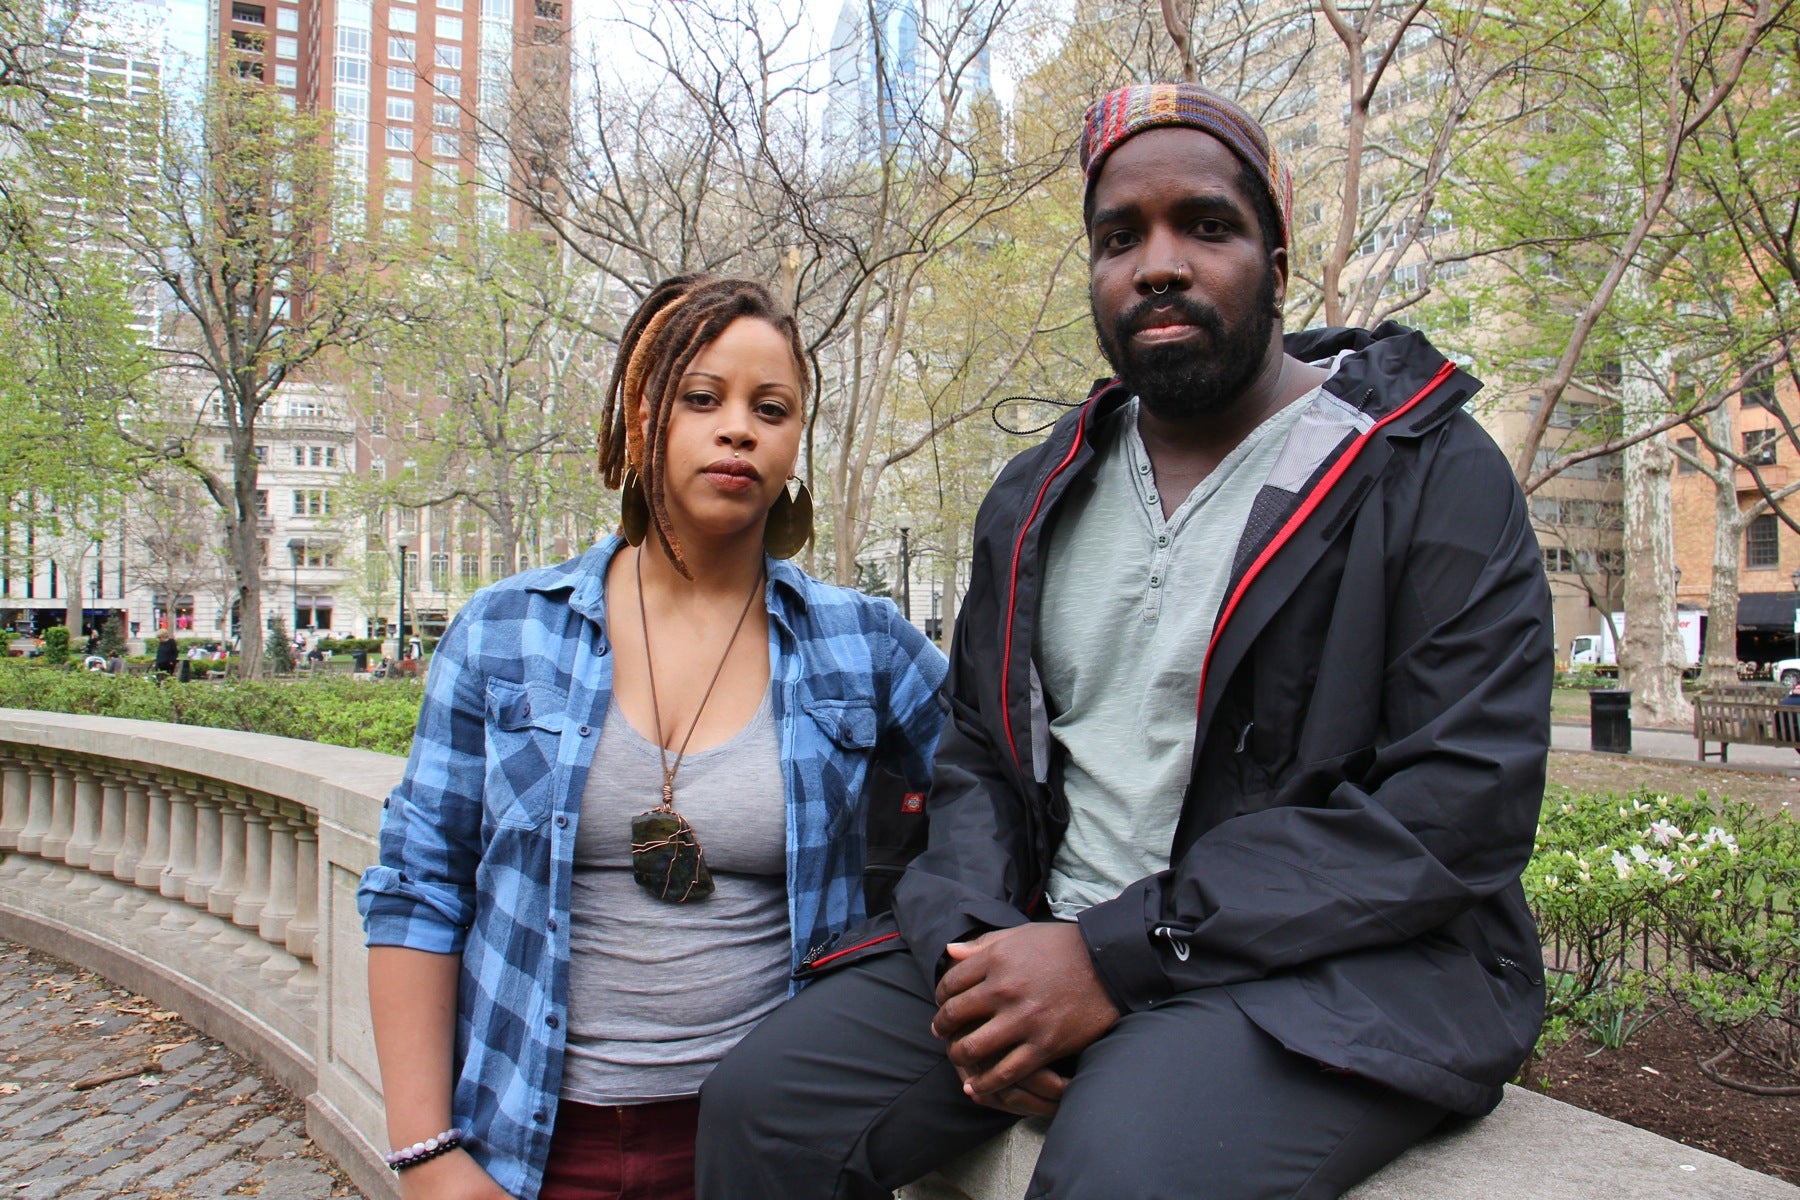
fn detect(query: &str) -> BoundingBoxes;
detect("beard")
[1094,266,1281,423]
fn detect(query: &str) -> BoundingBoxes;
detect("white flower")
[1700,827,1739,856]
[1647,819,1681,845]
[1630,844,1653,865]
[1612,851,1634,879]
[1651,855,1676,879]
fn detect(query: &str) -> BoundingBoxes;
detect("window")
[1744,429,1779,466]
[433,71,461,96]
[460,555,480,583]
[292,445,306,466]
[430,553,450,590]
[370,459,386,480]
[292,489,331,516]
[1676,437,1698,474]
[437,15,463,38]
[435,44,462,68]
[434,102,460,126]
[440,0,462,8]
[1745,365,1777,410]
[1747,513,1780,568]
[277,8,299,31]
[275,64,297,88]
[388,35,416,60]
[490,554,504,579]
[388,66,415,90]
[386,125,413,150]
[233,4,266,23]
[256,489,270,516]
[369,412,386,435]
[388,156,413,180]
[384,187,413,211]
[433,132,460,157]
[253,445,268,463]
[276,35,297,58]
[1541,547,1576,574]
[386,97,414,122]
[389,4,416,30]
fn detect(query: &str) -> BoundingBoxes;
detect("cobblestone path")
[0,940,362,1199]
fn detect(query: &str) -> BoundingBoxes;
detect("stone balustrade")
[2,708,1796,1200]
[0,709,403,1200]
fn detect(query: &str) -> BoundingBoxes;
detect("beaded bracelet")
[385,1128,465,1172]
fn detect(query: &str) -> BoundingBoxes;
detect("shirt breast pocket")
[484,679,567,831]
[802,698,879,839]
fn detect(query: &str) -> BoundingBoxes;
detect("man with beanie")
[698,83,1551,1200]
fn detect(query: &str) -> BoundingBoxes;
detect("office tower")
[825,0,993,159]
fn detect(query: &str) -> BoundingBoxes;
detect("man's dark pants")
[697,950,1448,1200]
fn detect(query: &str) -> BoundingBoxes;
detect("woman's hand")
[397,1148,513,1200]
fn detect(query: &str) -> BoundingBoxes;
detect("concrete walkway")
[0,940,356,1199]
[1552,720,1800,776]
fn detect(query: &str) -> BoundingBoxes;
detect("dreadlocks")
[598,274,809,577]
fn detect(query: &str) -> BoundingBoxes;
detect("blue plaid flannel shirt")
[358,537,947,1199]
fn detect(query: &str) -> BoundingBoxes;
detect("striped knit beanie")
[1079,82,1293,248]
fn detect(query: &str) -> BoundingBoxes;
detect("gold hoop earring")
[620,468,650,546]
[763,479,814,559]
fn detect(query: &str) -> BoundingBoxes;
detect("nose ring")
[1150,281,1169,295]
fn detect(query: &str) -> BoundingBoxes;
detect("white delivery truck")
[1568,610,1703,675]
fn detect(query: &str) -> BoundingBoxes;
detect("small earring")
[763,478,814,559]
[620,468,650,546]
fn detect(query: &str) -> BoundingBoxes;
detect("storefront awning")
[1738,591,1800,631]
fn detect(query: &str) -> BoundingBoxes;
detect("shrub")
[0,631,13,656]
[268,616,295,675]
[317,637,382,654]
[42,626,70,665]
[0,660,424,755]
[98,614,127,658]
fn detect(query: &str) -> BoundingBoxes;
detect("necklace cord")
[636,546,764,808]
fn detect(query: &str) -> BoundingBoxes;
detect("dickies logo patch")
[901,792,926,814]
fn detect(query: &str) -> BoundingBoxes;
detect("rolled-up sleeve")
[359,601,490,952]
[879,605,949,788]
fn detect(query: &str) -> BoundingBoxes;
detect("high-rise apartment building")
[215,0,567,234]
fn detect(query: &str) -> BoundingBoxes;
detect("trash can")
[1590,688,1632,754]
[177,660,191,683]
[351,649,369,673]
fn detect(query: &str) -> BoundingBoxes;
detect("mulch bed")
[1526,1013,1800,1186]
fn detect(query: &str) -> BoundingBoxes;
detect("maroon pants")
[538,1097,701,1200]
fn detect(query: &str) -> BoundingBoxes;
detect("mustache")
[1119,293,1226,339]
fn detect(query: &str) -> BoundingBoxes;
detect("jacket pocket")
[484,678,567,831]
[793,912,905,983]
[803,698,878,838]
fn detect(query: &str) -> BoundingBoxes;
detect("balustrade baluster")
[287,820,319,962]
[113,778,148,884]
[160,777,197,900]
[258,808,299,944]
[42,759,76,860]
[232,804,272,930]
[18,761,53,855]
[208,793,247,917]
[0,759,30,850]
[134,779,172,891]
[66,768,101,869]
[89,772,126,874]
[184,787,223,909]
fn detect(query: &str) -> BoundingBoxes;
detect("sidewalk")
[1551,720,1800,777]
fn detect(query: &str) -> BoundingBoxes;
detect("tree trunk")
[1701,480,1744,690]
[1618,359,1691,727]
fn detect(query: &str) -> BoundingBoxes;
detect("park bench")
[1693,685,1800,761]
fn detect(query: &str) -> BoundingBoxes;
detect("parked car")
[1773,657,1800,687]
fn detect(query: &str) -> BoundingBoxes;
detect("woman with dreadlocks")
[359,275,948,1200]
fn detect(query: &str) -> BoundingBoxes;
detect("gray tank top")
[559,693,789,1105]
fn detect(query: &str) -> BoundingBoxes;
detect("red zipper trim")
[805,931,898,972]
[999,409,1093,771]
[1196,360,1457,716]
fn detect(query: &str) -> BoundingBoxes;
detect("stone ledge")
[900,1085,1800,1200]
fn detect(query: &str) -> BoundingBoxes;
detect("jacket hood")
[1285,322,1482,434]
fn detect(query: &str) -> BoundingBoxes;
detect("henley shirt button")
[545,1014,559,1029]
[1137,462,1150,474]
[1157,534,1169,547]
[1149,576,1161,588]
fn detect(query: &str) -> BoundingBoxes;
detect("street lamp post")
[898,526,911,624]
[396,532,415,660]
[287,538,304,634]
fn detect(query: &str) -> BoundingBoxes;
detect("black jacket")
[890,323,1552,1116]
